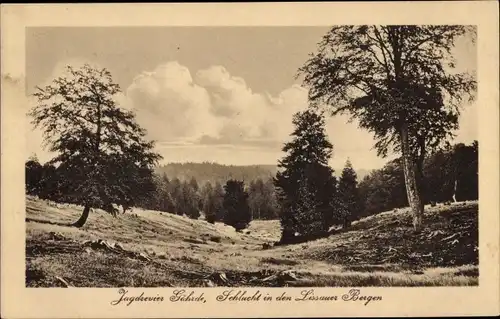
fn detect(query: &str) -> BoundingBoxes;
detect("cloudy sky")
[25,27,477,169]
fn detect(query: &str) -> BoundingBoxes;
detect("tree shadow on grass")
[25,217,73,227]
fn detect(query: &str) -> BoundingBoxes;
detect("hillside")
[26,196,478,287]
[155,162,372,184]
[155,162,277,184]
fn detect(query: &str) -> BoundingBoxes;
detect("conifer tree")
[213,181,225,221]
[274,110,337,243]
[223,179,251,231]
[169,178,183,215]
[338,160,359,228]
[201,182,216,223]
[181,180,200,219]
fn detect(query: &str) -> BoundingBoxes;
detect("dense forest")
[358,141,479,218]
[154,162,277,185]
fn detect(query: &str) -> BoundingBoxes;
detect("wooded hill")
[155,162,372,185]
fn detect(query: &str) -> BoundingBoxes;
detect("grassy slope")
[26,196,478,287]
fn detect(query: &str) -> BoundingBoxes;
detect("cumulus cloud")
[29,59,476,169]
[28,60,313,154]
[123,62,309,148]
[125,62,219,143]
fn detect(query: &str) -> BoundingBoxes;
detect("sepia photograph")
[1,2,499,318]
[23,25,479,288]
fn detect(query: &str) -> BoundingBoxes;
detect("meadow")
[26,196,478,287]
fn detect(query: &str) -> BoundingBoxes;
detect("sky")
[25,27,477,170]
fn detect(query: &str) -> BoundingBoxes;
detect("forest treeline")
[25,157,278,223]
[25,139,478,226]
[358,141,478,218]
[154,162,277,186]
[154,162,372,185]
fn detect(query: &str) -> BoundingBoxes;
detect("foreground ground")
[26,196,478,287]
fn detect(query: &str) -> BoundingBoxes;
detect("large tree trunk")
[416,137,426,211]
[400,124,424,231]
[415,159,426,212]
[72,204,91,228]
[452,179,458,203]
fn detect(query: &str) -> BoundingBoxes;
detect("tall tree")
[25,155,43,195]
[248,178,279,220]
[201,182,216,223]
[248,178,265,219]
[37,163,59,202]
[29,64,162,227]
[154,173,175,213]
[274,110,337,242]
[299,26,476,230]
[168,178,182,215]
[357,158,408,217]
[423,147,455,203]
[452,141,479,201]
[188,176,202,211]
[213,181,225,221]
[223,179,251,231]
[338,159,359,228]
[261,178,279,220]
[181,180,200,219]
[189,177,200,193]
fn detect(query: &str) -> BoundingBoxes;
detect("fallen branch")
[442,233,460,242]
[54,276,72,288]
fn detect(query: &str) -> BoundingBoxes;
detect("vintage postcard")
[1,2,499,318]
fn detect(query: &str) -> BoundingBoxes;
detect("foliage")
[248,178,279,220]
[156,162,277,186]
[274,110,338,242]
[199,181,225,223]
[201,182,216,223]
[223,180,251,231]
[357,141,478,218]
[212,181,225,222]
[29,64,161,225]
[424,140,478,203]
[25,155,44,195]
[298,25,477,229]
[338,160,359,228]
[181,180,201,219]
[357,158,407,218]
[153,173,175,213]
[299,26,476,156]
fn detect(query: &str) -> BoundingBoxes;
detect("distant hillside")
[155,162,278,185]
[155,162,372,185]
